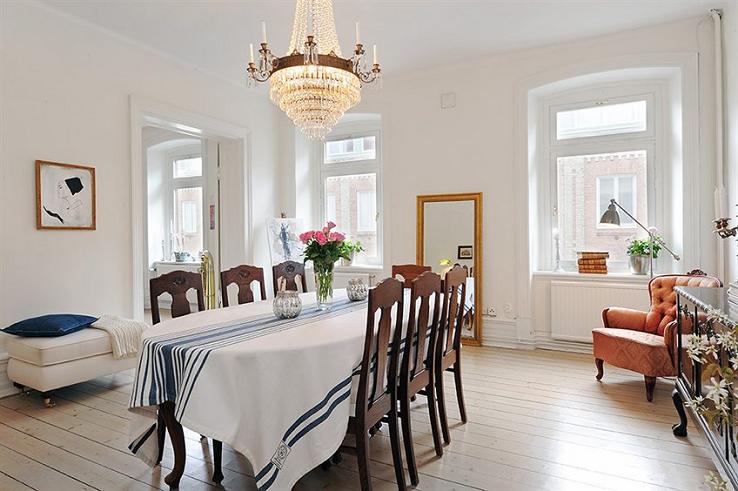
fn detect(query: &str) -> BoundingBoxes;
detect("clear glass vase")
[314,262,334,311]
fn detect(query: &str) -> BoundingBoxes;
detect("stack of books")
[577,251,609,274]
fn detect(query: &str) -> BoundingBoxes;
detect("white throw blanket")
[91,314,149,359]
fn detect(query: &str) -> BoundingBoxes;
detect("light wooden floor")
[0,347,716,490]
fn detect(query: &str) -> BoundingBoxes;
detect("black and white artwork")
[267,218,304,265]
[36,160,96,230]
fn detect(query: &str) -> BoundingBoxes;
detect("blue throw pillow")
[3,314,98,337]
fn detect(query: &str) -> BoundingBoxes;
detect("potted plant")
[299,222,350,310]
[626,236,662,275]
[340,240,365,266]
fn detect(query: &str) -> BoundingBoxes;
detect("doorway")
[130,97,251,321]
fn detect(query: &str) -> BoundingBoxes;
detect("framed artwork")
[266,217,305,265]
[457,245,473,260]
[36,160,96,230]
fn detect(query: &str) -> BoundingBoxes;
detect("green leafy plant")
[341,240,364,257]
[627,237,662,259]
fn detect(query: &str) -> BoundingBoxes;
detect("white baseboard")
[482,317,593,354]
[0,354,17,398]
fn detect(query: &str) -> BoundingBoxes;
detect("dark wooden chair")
[149,270,223,483]
[398,271,444,486]
[340,277,406,490]
[435,265,468,445]
[272,260,308,293]
[391,264,431,288]
[221,264,266,307]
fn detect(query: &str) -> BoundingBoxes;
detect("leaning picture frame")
[36,160,96,230]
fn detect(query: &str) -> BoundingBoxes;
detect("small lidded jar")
[346,278,369,301]
[273,290,302,319]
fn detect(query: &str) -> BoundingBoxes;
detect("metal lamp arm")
[610,199,680,261]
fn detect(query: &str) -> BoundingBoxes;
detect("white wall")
[0,2,280,360]
[725,4,738,283]
[341,16,719,348]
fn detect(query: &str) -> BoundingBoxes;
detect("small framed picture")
[36,160,96,230]
[457,245,473,260]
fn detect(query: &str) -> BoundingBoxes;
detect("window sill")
[532,271,651,283]
[333,264,384,274]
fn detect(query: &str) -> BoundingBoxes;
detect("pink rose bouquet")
[300,222,350,308]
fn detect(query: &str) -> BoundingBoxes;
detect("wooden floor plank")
[0,347,717,490]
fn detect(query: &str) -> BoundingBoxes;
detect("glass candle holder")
[347,278,369,301]
[273,290,302,319]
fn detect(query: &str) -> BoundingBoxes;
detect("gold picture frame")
[36,160,96,230]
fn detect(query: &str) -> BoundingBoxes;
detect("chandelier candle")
[246,0,381,139]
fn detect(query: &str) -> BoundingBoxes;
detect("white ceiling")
[42,0,729,83]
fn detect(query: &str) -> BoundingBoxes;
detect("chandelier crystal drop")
[246,0,381,139]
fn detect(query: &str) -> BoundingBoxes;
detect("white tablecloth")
[128,291,382,490]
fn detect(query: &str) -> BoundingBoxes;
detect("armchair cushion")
[645,275,721,336]
[602,307,647,331]
[592,327,675,377]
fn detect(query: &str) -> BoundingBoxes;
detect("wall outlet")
[484,307,497,317]
[504,303,513,314]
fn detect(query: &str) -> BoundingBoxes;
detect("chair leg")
[452,362,467,424]
[435,368,451,445]
[399,392,418,486]
[212,439,224,483]
[595,358,604,381]
[425,382,443,457]
[645,376,656,402]
[355,430,372,491]
[156,411,166,465]
[387,407,406,490]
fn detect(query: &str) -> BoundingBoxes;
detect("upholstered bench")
[6,328,137,407]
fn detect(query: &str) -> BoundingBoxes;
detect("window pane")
[173,186,203,257]
[556,100,647,140]
[557,151,647,264]
[173,157,202,178]
[325,173,378,262]
[324,136,377,164]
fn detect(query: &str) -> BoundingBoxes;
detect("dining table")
[128,290,384,491]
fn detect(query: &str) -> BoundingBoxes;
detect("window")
[556,100,647,140]
[169,154,204,259]
[596,174,636,228]
[324,135,376,163]
[548,92,655,269]
[320,130,381,265]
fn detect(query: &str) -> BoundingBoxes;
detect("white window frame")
[164,146,206,261]
[542,84,662,272]
[319,128,383,267]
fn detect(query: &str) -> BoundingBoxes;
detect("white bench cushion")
[5,328,112,367]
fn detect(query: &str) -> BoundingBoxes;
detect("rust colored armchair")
[592,272,721,401]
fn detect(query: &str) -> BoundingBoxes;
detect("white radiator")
[550,280,649,342]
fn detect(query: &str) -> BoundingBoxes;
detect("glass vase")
[314,262,334,311]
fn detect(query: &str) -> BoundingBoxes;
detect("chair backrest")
[220,264,266,307]
[272,261,307,293]
[438,265,467,357]
[392,264,432,288]
[646,271,721,335]
[149,270,205,325]
[357,277,404,421]
[402,271,442,384]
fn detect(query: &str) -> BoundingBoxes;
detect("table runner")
[128,292,372,491]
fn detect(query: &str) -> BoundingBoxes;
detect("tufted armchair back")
[645,273,721,336]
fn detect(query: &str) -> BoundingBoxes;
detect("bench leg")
[41,391,55,408]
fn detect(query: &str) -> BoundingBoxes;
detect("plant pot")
[629,255,650,275]
[314,263,334,311]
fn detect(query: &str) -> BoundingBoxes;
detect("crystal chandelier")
[247,0,381,139]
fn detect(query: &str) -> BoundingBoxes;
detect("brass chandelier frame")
[246,36,381,86]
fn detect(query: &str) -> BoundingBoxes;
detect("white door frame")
[130,95,251,320]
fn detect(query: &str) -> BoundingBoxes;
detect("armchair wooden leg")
[645,376,656,402]
[595,358,604,381]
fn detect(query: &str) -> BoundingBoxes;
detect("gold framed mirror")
[416,193,483,346]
